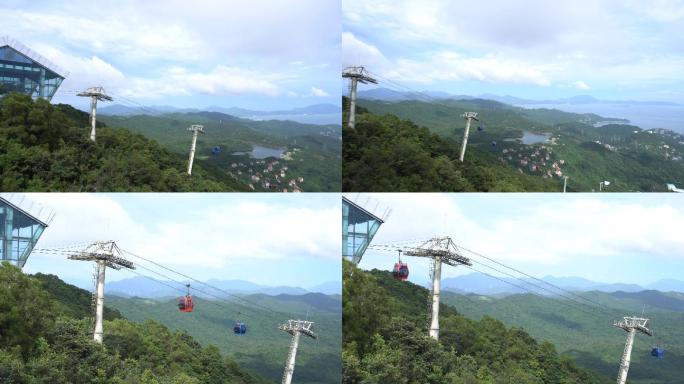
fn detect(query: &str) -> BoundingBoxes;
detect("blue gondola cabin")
[234,322,247,335]
[651,347,665,359]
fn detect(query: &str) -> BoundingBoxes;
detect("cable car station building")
[0,36,66,101]
[342,196,386,265]
[0,195,51,268]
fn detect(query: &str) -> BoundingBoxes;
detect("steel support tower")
[76,87,113,142]
[68,241,134,343]
[459,112,479,162]
[342,66,377,130]
[279,320,317,384]
[404,237,471,340]
[613,316,652,384]
[186,124,205,175]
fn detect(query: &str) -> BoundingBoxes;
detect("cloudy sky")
[350,193,684,286]
[343,0,684,102]
[2,0,340,110]
[10,193,340,289]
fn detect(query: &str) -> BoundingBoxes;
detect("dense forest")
[342,260,610,383]
[345,97,684,192]
[0,262,269,383]
[343,99,560,192]
[101,110,342,192]
[107,292,342,384]
[0,93,247,191]
[442,290,684,384]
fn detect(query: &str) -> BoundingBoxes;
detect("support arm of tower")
[279,320,317,384]
[613,316,652,384]
[342,66,377,130]
[67,241,134,343]
[402,237,471,341]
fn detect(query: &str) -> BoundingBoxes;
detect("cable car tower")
[613,316,652,384]
[76,86,113,142]
[279,320,317,384]
[459,112,479,162]
[403,237,471,340]
[68,241,134,343]
[342,66,377,130]
[186,124,205,175]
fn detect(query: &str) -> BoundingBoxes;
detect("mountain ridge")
[106,276,341,297]
[358,87,680,106]
[439,273,684,295]
[98,103,341,118]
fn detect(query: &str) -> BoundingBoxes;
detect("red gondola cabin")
[178,295,194,312]
[393,262,409,281]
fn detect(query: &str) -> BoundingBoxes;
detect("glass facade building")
[0,196,49,268]
[342,196,384,264]
[0,36,66,101]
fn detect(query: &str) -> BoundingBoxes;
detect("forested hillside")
[343,101,559,192]
[0,93,248,192]
[0,262,268,383]
[101,111,342,192]
[107,292,342,384]
[342,260,609,383]
[344,97,684,192]
[442,290,684,384]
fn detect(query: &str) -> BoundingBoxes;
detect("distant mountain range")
[106,276,341,298]
[97,103,341,117]
[440,273,684,296]
[358,87,680,106]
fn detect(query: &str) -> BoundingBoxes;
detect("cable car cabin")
[651,347,665,359]
[234,322,247,335]
[393,262,409,281]
[178,295,194,313]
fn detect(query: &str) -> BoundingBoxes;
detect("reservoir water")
[520,131,549,145]
[233,145,285,159]
[520,103,684,133]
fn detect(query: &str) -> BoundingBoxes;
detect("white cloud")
[640,0,684,22]
[28,45,126,94]
[1,8,204,62]
[342,32,388,68]
[28,194,339,272]
[394,52,552,86]
[310,86,330,97]
[572,81,591,90]
[0,1,341,105]
[361,194,684,276]
[343,33,551,86]
[111,66,285,99]
[343,0,684,100]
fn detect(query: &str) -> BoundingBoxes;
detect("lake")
[520,103,684,133]
[233,145,285,159]
[505,131,549,145]
[521,131,550,144]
